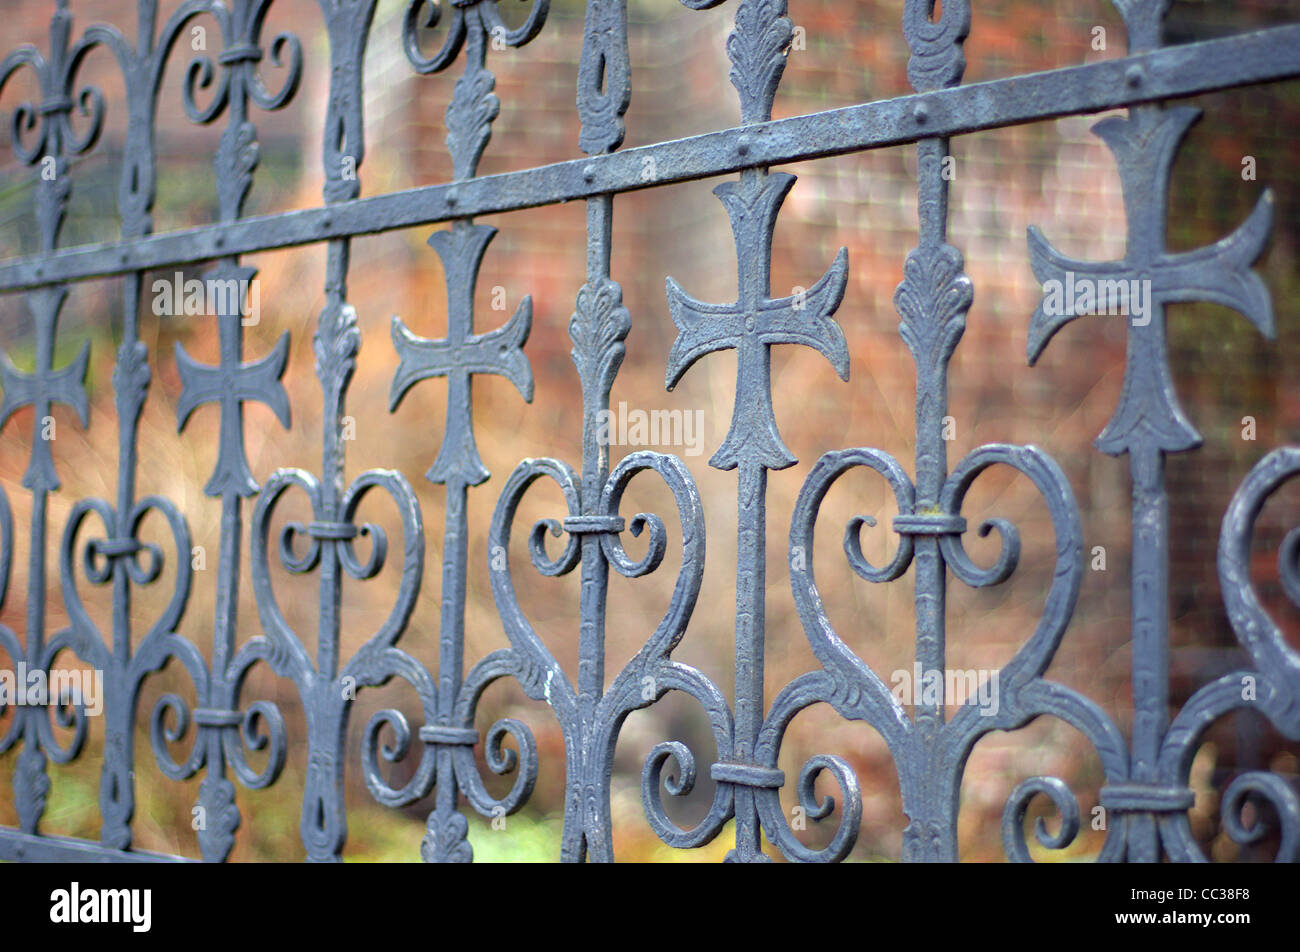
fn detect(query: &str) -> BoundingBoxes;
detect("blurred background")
[0,0,1298,861]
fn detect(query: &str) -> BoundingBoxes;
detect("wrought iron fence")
[0,0,1297,863]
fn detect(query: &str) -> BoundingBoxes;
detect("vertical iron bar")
[99,0,160,849]
[393,0,543,861]
[1127,442,1167,861]
[8,0,85,836]
[567,194,615,862]
[894,0,971,861]
[910,135,950,740]
[732,459,767,859]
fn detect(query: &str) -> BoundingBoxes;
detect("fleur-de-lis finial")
[403,0,549,180]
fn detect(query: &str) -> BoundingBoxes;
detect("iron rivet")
[447,189,458,207]
[914,104,928,123]
[1126,65,1143,87]
[745,314,756,332]
[583,164,595,183]
[737,135,751,156]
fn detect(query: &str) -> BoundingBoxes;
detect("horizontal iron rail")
[0,830,191,863]
[0,22,1297,293]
